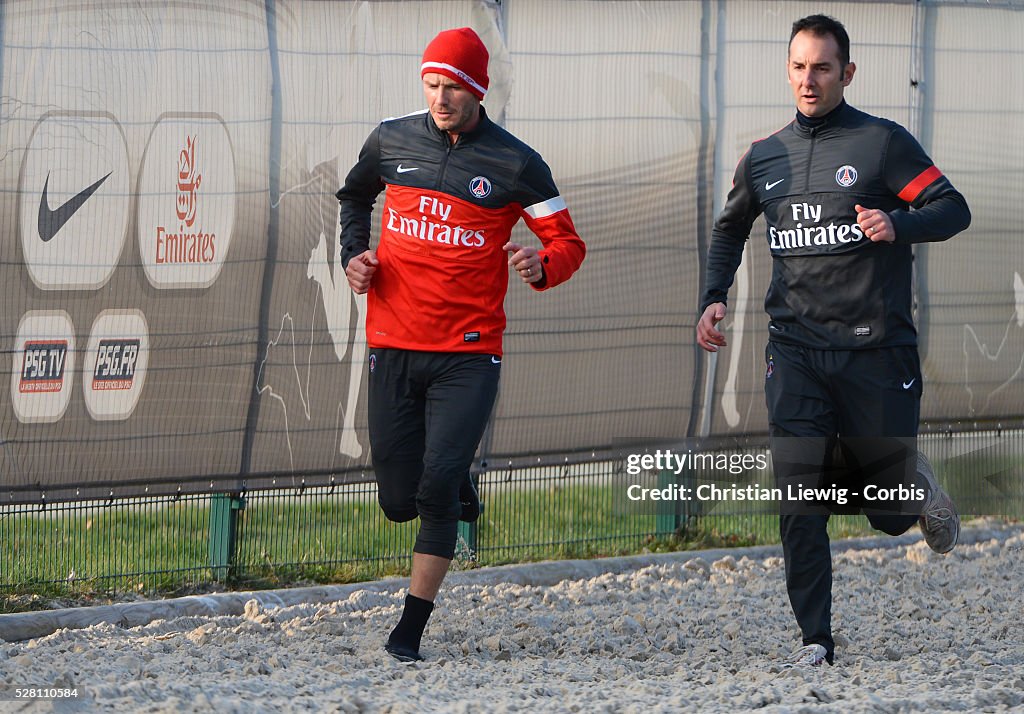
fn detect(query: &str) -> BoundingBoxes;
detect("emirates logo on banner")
[155,134,215,266]
[137,115,236,289]
[176,135,202,227]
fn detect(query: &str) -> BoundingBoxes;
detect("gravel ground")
[2,521,1023,713]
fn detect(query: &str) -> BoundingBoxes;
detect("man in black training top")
[697,15,970,668]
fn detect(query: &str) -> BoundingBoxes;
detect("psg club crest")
[765,354,775,379]
[469,175,491,199]
[369,353,376,374]
[835,165,858,187]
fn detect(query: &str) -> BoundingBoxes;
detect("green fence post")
[457,519,477,554]
[209,493,244,581]
[456,475,479,557]
[679,466,701,534]
[655,469,678,535]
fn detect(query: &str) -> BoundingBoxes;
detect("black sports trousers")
[367,348,501,559]
[765,340,924,662]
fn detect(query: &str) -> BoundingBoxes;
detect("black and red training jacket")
[338,107,585,356]
[702,101,971,349]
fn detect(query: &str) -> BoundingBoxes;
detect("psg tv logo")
[469,175,491,199]
[835,165,858,187]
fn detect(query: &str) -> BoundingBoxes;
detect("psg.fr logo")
[469,175,491,198]
[835,164,858,187]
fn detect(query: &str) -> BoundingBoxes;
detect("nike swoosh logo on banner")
[396,165,419,173]
[38,171,112,242]
[902,379,916,389]
[765,179,785,191]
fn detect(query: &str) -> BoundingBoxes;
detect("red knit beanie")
[420,27,489,100]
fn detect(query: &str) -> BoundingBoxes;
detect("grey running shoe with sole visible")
[917,452,960,554]
[783,644,830,668]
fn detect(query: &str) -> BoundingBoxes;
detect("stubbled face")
[787,30,855,117]
[422,72,481,138]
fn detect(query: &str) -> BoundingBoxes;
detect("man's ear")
[842,61,856,87]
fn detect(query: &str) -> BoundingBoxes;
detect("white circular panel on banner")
[11,311,76,423]
[82,310,150,421]
[18,114,131,290]
[137,115,237,289]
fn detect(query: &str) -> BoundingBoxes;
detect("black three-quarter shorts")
[367,348,501,558]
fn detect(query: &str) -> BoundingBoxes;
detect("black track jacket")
[701,102,971,349]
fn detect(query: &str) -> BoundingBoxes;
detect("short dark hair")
[790,15,850,66]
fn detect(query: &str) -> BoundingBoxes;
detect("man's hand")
[697,302,728,352]
[345,249,379,294]
[855,204,895,243]
[503,242,544,284]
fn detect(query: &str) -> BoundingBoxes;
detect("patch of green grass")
[935,454,1024,519]
[0,471,985,612]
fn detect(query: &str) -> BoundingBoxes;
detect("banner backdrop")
[1,0,1021,503]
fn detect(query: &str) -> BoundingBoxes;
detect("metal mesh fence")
[3,429,1020,595]
[1,494,212,593]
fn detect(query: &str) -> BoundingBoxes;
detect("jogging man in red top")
[337,27,585,662]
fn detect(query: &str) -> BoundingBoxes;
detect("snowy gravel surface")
[2,520,1023,713]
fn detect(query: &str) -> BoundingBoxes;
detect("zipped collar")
[425,105,491,146]
[792,100,851,138]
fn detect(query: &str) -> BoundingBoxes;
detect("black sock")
[387,594,434,654]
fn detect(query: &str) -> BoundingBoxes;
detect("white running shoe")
[783,643,830,668]
[916,452,960,554]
